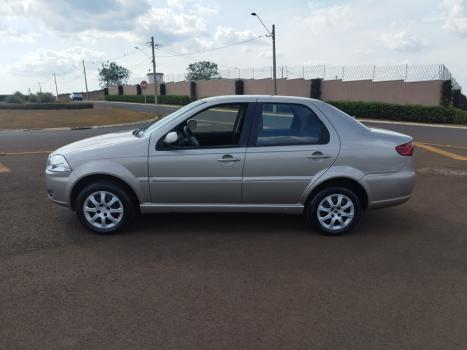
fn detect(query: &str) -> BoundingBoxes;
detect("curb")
[93,101,180,109]
[0,116,160,133]
[359,118,467,130]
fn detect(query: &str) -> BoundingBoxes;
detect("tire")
[307,187,361,236]
[75,181,135,234]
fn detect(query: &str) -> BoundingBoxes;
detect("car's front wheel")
[75,182,135,234]
[307,187,361,236]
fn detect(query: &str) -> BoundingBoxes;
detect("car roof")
[200,95,319,104]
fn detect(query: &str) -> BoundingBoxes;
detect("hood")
[52,131,149,164]
[55,131,138,155]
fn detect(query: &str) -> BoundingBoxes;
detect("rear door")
[242,101,340,204]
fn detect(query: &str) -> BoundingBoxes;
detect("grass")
[0,105,158,129]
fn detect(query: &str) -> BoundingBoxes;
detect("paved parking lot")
[1,110,467,349]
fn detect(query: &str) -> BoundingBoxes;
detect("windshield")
[141,100,206,136]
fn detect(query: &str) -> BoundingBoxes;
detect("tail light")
[396,141,414,156]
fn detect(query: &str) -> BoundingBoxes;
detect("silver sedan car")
[46,95,415,235]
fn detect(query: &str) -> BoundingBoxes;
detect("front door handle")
[217,155,241,163]
[307,151,331,160]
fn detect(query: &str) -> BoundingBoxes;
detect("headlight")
[47,154,71,172]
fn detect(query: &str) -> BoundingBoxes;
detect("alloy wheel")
[83,191,124,230]
[316,194,355,232]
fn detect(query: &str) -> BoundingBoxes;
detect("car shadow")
[128,212,310,236]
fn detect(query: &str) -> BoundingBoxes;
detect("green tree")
[6,91,26,104]
[98,62,130,87]
[185,61,219,81]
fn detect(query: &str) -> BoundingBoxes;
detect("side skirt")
[140,203,304,214]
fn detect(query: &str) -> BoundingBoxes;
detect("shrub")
[6,91,26,104]
[35,92,55,103]
[159,95,191,105]
[328,101,456,124]
[105,94,191,105]
[441,80,453,107]
[452,108,467,124]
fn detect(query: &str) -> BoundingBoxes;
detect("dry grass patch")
[0,105,158,129]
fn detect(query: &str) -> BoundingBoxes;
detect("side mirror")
[164,131,178,144]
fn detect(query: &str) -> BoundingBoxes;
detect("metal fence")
[158,64,461,90]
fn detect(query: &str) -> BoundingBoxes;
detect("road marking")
[0,161,10,173]
[417,142,467,150]
[0,150,51,156]
[415,142,467,161]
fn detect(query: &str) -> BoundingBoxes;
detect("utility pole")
[82,60,89,100]
[251,13,277,95]
[272,24,277,94]
[53,73,59,100]
[38,82,42,93]
[149,36,158,104]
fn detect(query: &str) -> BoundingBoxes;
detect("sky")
[1,0,467,94]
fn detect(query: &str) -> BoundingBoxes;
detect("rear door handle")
[217,155,241,163]
[307,151,331,160]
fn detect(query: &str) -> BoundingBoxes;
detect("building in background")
[147,73,164,84]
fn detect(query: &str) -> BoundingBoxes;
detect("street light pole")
[272,24,277,95]
[82,60,89,100]
[251,12,277,95]
[53,73,58,100]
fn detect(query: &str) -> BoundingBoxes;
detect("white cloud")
[442,0,467,36]
[2,0,150,32]
[214,26,256,43]
[138,7,208,38]
[380,26,427,51]
[304,2,352,33]
[37,0,148,32]
[0,24,39,43]
[0,0,31,17]
[9,47,104,77]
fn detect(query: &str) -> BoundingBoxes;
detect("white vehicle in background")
[69,92,83,102]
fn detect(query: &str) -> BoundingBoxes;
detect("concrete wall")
[108,86,118,95]
[85,89,105,101]
[321,79,442,106]
[166,81,190,96]
[57,89,104,101]
[197,79,235,98]
[122,84,137,96]
[244,79,274,95]
[277,79,310,97]
[142,83,161,96]
[103,78,443,106]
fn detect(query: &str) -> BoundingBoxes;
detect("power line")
[156,36,265,58]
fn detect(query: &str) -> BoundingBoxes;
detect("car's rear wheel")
[307,187,361,235]
[75,182,135,234]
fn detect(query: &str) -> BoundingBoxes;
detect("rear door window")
[255,103,329,146]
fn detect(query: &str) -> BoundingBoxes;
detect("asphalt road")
[1,103,467,349]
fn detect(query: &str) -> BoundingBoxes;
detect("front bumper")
[45,169,71,208]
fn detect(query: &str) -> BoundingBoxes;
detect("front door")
[242,102,340,204]
[148,103,251,204]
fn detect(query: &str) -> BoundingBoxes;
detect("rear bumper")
[365,169,416,209]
